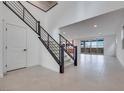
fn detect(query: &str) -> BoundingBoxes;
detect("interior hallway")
[0,54,124,91]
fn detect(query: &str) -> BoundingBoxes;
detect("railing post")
[37,21,41,36]
[47,34,49,48]
[74,46,77,66]
[60,45,64,73]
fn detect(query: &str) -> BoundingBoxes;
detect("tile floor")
[0,54,124,91]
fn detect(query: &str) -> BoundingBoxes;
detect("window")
[85,41,91,48]
[80,39,104,54]
[91,41,97,48]
[81,41,85,47]
[97,40,104,48]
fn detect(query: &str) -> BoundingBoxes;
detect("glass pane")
[91,41,97,48]
[85,41,90,48]
[97,40,104,48]
[80,39,104,54]
[81,41,84,47]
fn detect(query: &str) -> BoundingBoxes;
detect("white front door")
[6,24,27,71]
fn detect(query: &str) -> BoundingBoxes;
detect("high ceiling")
[28,1,57,12]
[60,8,124,40]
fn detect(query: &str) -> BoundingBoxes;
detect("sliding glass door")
[81,39,104,54]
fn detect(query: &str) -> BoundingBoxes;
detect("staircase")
[59,34,77,66]
[48,40,74,67]
[3,1,77,73]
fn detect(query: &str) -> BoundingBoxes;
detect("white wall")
[116,31,124,66]
[76,35,116,57]
[116,13,124,66]
[39,42,59,72]
[0,1,3,78]
[0,21,3,78]
[104,35,116,57]
[45,1,78,41]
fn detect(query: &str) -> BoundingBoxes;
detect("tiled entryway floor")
[0,54,124,91]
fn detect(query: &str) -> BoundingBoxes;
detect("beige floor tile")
[0,54,124,91]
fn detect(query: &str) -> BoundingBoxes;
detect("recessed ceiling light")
[98,33,102,35]
[94,25,97,28]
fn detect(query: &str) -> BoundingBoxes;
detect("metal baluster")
[23,7,25,20]
[48,34,49,48]
[37,21,40,36]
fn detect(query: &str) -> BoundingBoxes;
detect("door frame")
[3,22,28,74]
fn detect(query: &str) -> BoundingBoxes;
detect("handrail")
[3,1,65,73]
[41,26,60,46]
[18,1,37,22]
[3,1,38,34]
[59,34,74,47]
[19,1,39,34]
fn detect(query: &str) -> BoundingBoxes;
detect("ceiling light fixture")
[94,25,97,28]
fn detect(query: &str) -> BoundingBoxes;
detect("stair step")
[49,46,59,48]
[52,49,59,51]
[44,41,58,44]
[65,58,71,62]
[49,44,59,47]
[54,52,59,55]
[65,62,73,67]
[49,45,59,48]
[64,59,73,67]
[50,48,59,51]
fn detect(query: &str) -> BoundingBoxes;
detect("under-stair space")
[3,1,77,73]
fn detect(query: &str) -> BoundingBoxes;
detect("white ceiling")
[60,8,124,40]
[28,1,57,12]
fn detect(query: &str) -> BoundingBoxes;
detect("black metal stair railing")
[59,34,77,66]
[3,1,65,73]
[3,1,39,35]
[39,26,64,73]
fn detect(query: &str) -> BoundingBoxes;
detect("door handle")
[24,49,27,51]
